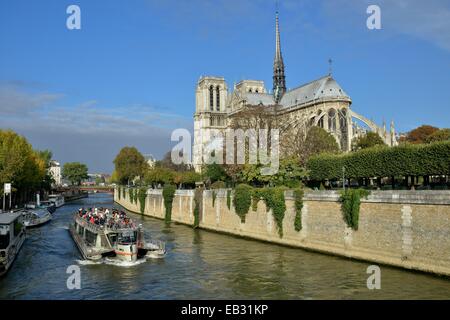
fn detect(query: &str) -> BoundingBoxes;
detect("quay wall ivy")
[115,187,450,277]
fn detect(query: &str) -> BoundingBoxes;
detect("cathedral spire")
[273,9,286,103]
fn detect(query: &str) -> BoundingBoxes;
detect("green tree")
[203,163,229,183]
[352,131,386,151]
[62,162,89,186]
[1,130,54,206]
[425,128,450,143]
[304,126,340,158]
[113,146,146,185]
[144,167,174,187]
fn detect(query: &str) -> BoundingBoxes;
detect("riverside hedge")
[307,141,450,181]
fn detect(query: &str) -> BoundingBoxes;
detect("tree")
[203,163,229,184]
[62,162,88,186]
[405,125,438,144]
[144,167,174,188]
[240,157,306,187]
[352,132,386,151]
[426,128,450,143]
[113,146,146,185]
[305,126,340,156]
[159,151,191,172]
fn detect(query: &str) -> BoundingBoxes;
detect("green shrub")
[339,189,370,230]
[293,188,304,232]
[138,188,147,214]
[233,184,253,222]
[307,141,450,182]
[211,181,226,189]
[163,184,177,223]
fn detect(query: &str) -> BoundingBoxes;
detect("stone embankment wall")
[115,188,450,276]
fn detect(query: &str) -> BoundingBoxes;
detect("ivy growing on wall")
[252,194,259,211]
[163,184,176,223]
[118,186,121,200]
[226,190,231,210]
[339,189,370,230]
[259,187,287,238]
[133,189,139,204]
[129,188,134,204]
[293,188,304,232]
[122,187,126,200]
[193,187,203,229]
[233,184,253,223]
[138,188,147,214]
[212,190,217,207]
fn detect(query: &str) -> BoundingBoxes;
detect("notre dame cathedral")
[193,11,397,171]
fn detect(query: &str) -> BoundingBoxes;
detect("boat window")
[0,233,10,250]
[118,231,136,244]
[85,230,97,245]
[108,234,118,246]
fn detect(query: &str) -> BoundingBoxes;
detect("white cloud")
[0,84,192,172]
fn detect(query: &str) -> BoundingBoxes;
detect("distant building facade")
[193,11,397,172]
[48,160,61,186]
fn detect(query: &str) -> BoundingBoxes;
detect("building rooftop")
[238,75,351,108]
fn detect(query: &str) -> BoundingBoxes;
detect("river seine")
[1,193,449,299]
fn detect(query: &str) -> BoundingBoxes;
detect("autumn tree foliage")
[405,125,439,144]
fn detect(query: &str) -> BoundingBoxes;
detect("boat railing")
[74,214,137,234]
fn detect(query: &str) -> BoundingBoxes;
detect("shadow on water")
[1,193,450,299]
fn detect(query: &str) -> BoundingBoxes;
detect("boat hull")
[0,231,26,277]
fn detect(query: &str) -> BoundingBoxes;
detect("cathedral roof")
[239,75,350,109]
[279,75,351,108]
[242,92,276,106]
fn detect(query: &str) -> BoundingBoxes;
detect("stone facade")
[192,12,398,171]
[116,188,450,276]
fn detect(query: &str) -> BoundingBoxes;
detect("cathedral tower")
[273,10,286,103]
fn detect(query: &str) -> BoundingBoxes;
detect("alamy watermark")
[366,265,381,290]
[367,5,382,30]
[171,128,280,175]
[66,5,81,30]
[66,265,81,290]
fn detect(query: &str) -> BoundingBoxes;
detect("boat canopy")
[0,213,21,225]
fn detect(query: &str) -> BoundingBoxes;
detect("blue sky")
[1,0,449,172]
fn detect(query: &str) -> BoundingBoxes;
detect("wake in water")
[76,258,148,267]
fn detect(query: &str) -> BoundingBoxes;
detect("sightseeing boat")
[0,212,26,277]
[25,201,56,214]
[22,209,53,228]
[69,208,166,261]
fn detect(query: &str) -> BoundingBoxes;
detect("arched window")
[216,86,220,111]
[255,89,259,93]
[328,109,336,132]
[249,88,252,93]
[318,117,324,128]
[209,85,214,111]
